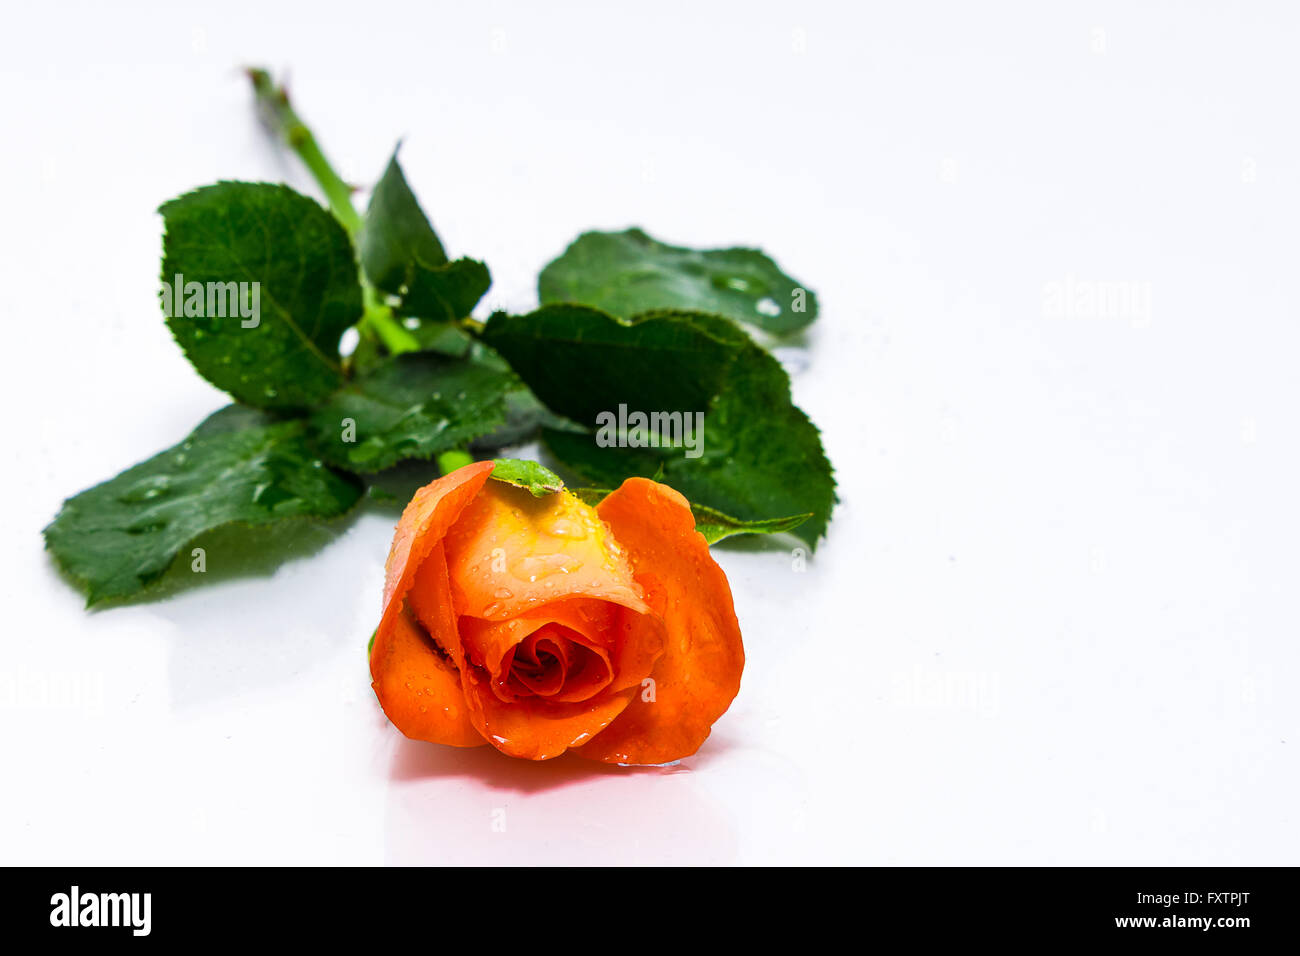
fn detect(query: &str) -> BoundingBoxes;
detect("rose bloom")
[369,461,744,763]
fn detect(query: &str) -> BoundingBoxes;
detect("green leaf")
[346,324,566,450]
[490,459,565,496]
[159,182,362,409]
[483,306,835,545]
[571,488,811,544]
[472,384,573,451]
[402,259,492,322]
[360,150,490,320]
[686,503,813,544]
[480,304,742,427]
[442,334,574,450]
[361,150,450,274]
[539,228,818,334]
[348,318,473,377]
[308,351,519,472]
[44,406,364,606]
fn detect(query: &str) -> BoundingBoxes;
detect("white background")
[2,1,1297,865]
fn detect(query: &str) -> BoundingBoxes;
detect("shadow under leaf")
[70,510,361,610]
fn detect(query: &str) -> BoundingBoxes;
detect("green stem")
[436,449,475,474]
[248,69,363,237]
[361,287,420,355]
[248,67,419,355]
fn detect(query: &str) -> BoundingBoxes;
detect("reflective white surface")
[2,0,1298,865]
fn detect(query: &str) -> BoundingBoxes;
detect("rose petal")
[408,543,467,669]
[370,462,494,747]
[454,598,607,675]
[577,479,745,765]
[442,482,649,622]
[457,598,663,704]
[603,604,666,695]
[369,604,483,748]
[506,629,572,698]
[460,666,636,761]
[379,460,495,636]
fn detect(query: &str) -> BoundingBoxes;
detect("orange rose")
[369,461,745,763]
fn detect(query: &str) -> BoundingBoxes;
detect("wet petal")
[457,605,605,704]
[408,543,467,669]
[370,462,494,747]
[442,482,649,622]
[577,479,744,765]
[378,460,494,638]
[369,605,483,748]
[461,664,636,761]
[457,599,604,675]
[507,629,571,698]
[603,603,666,695]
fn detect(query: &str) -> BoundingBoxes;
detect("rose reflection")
[383,737,739,865]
